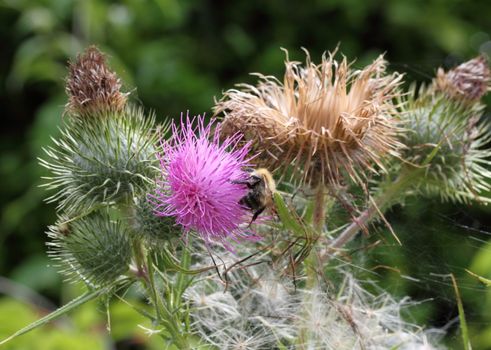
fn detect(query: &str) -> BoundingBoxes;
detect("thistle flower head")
[66,46,128,116]
[215,50,404,186]
[435,55,490,102]
[150,115,254,249]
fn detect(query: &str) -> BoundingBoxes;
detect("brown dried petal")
[435,55,490,102]
[66,46,128,116]
[215,51,404,187]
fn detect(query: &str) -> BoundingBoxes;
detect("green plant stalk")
[162,244,194,347]
[174,243,192,308]
[327,165,425,256]
[451,274,472,350]
[305,184,325,289]
[299,184,326,344]
[146,253,162,323]
[132,239,191,349]
[131,239,163,325]
[132,239,148,279]
[312,183,326,231]
[151,272,190,349]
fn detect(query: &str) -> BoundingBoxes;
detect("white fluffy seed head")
[185,242,444,350]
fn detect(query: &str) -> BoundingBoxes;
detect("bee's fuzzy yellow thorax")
[254,168,276,192]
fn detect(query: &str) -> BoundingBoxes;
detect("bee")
[232,168,276,223]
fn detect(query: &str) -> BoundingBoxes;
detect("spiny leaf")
[153,245,214,275]
[273,192,304,235]
[451,274,472,350]
[465,269,491,287]
[0,288,105,346]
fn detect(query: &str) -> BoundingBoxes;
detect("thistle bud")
[41,47,162,214]
[40,106,160,214]
[66,46,128,116]
[400,82,491,204]
[132,196,182,246]
[47,213,132,287]
[435,55,490,102]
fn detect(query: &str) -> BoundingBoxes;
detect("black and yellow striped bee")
[233,168,276,223]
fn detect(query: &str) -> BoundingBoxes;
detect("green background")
[1,0,491,349]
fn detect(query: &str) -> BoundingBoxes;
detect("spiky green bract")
[47,213,132,287]
[399,86,491,203]
[131,196,182,246]
[40,105,161,214]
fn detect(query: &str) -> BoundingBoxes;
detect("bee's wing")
[231,175,262,188]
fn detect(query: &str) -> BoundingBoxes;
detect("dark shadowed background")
[1,0,491,349]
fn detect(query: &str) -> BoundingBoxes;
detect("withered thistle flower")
[215,50,404,186]
[66,46,128,116]
[435,55,490,102]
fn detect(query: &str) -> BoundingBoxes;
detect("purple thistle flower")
[150,114,255,249]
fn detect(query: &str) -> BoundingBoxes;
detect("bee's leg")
[231,179,255,189]
[249,206,266,225]
[231,179,248,185]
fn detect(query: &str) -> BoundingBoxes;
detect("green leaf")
[465,269,491,287]
[0,288,105,346]
[158,245,212,275]
[109,298,151,341]
[451,274,472,350]
[273,192,304,235]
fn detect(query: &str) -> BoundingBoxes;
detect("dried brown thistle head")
[215,50,404,186]
[435,55,490,102]
[66,46,128,116]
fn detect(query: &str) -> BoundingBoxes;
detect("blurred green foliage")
[1,0,491,348]
[0,283,167,350]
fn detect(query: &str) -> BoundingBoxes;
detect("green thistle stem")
[327,165,425,256]
[305,184,326,289]
[131,239,148,279]
[305,250,320,290]
[133,240,191,349]
[146,253,162,323]
[313,183,326,231]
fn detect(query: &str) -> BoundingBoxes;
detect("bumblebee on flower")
[149,114,261,250]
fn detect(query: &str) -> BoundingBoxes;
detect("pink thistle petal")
[149,113,256,249]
